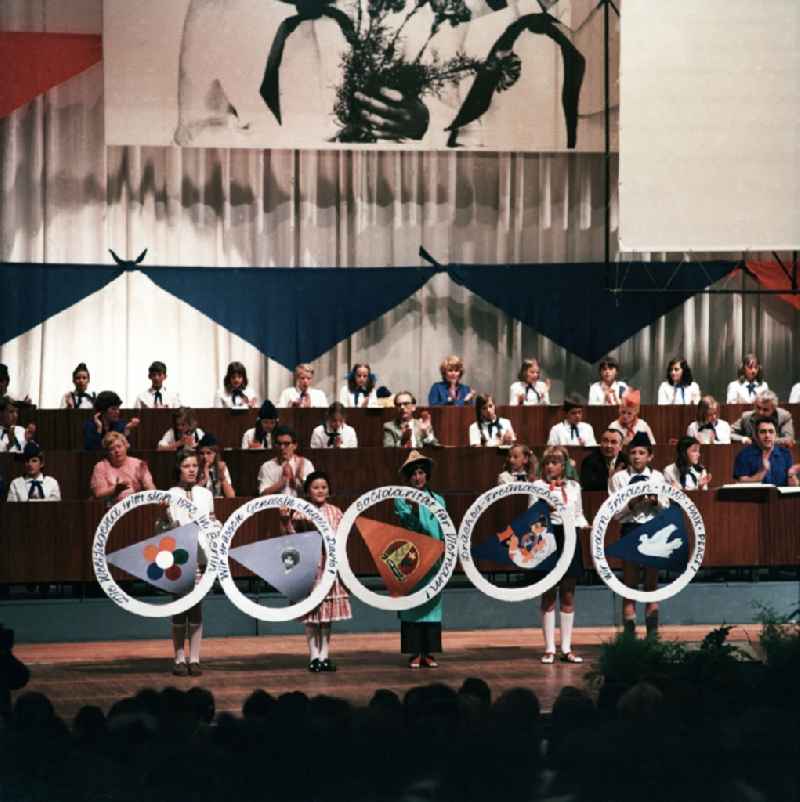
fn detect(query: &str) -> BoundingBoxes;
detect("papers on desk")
[720,483,774,491]
[776,486,800,495]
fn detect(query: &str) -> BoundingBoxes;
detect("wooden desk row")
[15,404,800,452]
[0,445,763,500]
[1,490,799,584]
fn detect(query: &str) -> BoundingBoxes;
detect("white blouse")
[532,478,588,527]
[663,463,708,491]
[509,380,550,406]
[726,379,769,404]
[588,380,628,406]
[657,381,701,405]
[469,417,515,447]
[338,384,379,408]
[686,419,731,444]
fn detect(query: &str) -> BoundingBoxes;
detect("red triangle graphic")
[0,32,103,118]
[355,516,445,598]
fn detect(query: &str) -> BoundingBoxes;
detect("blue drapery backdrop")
[0,261,737,368]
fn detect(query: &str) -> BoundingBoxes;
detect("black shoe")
[172,662,189,677]
[645,612,659,640]
[623,619,636,637]
[188,663,203,676]
[308,658,322,673]
[320,658,337,672]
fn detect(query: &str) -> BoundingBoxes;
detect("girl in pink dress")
[280,470,352,672]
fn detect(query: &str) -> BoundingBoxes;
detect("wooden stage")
[12,625,760,723]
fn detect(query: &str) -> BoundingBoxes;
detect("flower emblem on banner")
[143,536,189,582]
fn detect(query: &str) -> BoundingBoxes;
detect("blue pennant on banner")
[472,500,558,571]
[0,264,122,346]
[448,262,736,363]
[606,504,689,570]
[0,261,738,366]
[141,266,438,370]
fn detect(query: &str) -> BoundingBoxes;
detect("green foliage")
[588,625,751,688]
[755,602,800,672]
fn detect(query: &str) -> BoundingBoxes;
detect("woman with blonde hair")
[428,355,475,406]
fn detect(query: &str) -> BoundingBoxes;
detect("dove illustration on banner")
[606,505,689,570]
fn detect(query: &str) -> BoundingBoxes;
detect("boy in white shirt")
[547,395,597,447]
[135,361,181,408]
[278,364,328,408]
[310,403,358,449]
[609,431,669,639]
[258,426,314,496]
[7,444,61,501]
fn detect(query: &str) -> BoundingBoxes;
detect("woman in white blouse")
[657,358,701,405]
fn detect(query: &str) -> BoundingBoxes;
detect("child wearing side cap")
[135,361,181,408]
[547,395,597,447]
[61,363,95,409]
[608,431,669,639]
[241,400,280,449]
[7,444,61,501]
[196,434,235,497]
[608,390,656,446]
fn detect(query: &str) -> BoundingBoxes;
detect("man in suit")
[731,391,795,448]
[579,428,629,491]
[383,391,440,448]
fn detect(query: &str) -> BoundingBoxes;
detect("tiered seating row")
[16,404,799,451]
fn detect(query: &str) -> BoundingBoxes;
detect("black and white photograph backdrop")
[104,0,618,151]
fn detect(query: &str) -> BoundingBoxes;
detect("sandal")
[320,658,337,672]
[540,652,556,664]
[308,658,322,673]
[560,652,583,664]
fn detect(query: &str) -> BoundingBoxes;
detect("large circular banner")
[590,481,706,603]
[458,482,577,602]
[92,490,219,618]
[336,486,458,612]
[215,494,337,622]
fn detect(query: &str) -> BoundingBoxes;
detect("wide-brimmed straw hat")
[398,449,434,479]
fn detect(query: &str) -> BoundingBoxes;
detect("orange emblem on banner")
[356,516,444,597]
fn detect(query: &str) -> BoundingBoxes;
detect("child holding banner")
[608,432,669,639]
[395,451,446,669]
[532,447,588,664]
[167,449,214,676]
[280,471,352,673]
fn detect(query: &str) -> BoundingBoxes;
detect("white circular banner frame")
[92,490,219,618]
[215,494,337,622]
[336,486,458,612]
[458,482,578,602]
[590,481,706,603]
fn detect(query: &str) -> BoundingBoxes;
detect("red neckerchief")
[548,478,568,503]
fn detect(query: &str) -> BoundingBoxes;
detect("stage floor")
[13,625,760,723]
